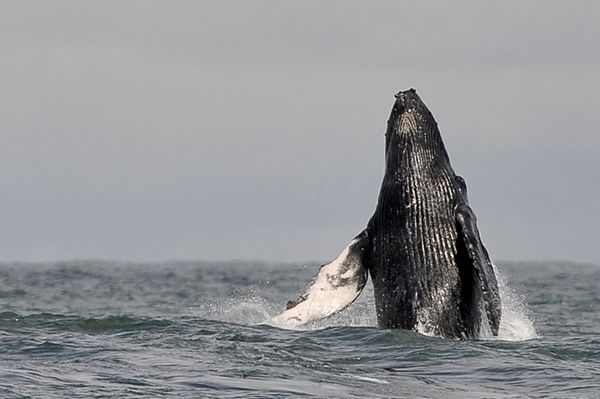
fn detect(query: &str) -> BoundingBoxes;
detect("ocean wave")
[0,312,173,334]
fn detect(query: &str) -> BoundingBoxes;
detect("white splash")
[480,268,538,341]
[192,292,275,325]
[193,266,538,341]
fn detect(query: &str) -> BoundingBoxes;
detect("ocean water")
[0,260,598,398]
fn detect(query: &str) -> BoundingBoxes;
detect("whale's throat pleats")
[370,135,464,334]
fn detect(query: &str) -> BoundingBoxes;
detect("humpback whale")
[273,89,501,339]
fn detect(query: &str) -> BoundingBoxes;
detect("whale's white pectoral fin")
[272,231,369,328]
[455,203,502,335]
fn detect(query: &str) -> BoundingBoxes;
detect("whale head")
[393,88,426,114]
[384,88,451,174]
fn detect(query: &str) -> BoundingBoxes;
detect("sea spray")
[489,268,538,341]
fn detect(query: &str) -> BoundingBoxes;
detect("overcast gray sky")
[1,1,599,264]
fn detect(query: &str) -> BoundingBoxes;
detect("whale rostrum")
[272,89,501,339]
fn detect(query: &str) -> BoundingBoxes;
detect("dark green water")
[0,261,598,398]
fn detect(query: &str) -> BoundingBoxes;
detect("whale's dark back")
[367,90,482,338]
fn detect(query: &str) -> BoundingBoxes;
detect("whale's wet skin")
[274,89,501,339]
